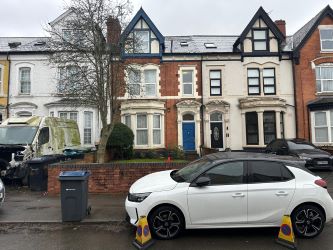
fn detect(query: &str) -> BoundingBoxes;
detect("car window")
[287,141,316,150]
[249,161,293,183]
[203,161,244,185]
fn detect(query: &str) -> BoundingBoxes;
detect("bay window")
[153,114,161,144]
[84,111,93,144]
[136,114,148,145]
[263,111,276,144]
[313,111,330,143]
[246,112,259,145]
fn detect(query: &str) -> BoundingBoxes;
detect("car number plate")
[317,161,328,165]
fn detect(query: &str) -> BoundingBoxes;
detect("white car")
[126,152,333,239]
[0,178,4,205]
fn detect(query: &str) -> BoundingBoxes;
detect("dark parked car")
[265,139,332,170]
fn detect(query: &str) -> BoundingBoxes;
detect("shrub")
[107,123,134,159]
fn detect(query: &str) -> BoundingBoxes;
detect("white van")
[0,116,81,182]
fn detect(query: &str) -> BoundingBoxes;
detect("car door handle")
[275,191,288,196]
[232,192,245,198]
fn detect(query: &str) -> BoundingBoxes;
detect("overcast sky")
[0,0,332,37]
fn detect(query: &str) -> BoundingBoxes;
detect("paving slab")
[0,187,127,223]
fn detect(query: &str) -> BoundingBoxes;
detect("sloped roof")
[234,6,285,49]
[164,35,238,54]
[121,8,164,44]
[0,37,50,53]
[292,5,333,52]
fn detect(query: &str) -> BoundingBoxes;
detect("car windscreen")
[0,126,38,145]
[171,158,212,182]
[287,141,316,150]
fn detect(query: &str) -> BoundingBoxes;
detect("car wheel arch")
[147,203,186,228]
[291,202,326,221]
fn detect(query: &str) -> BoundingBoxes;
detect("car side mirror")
[193,176,211,187]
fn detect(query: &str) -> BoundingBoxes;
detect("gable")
[234,7,285,54]
[121,8,164,57]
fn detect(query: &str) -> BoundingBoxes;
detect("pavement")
[0,186,127,223]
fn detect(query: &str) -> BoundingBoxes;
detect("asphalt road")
[1,169,333,250]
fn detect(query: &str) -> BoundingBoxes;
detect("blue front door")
[182,122,195,151]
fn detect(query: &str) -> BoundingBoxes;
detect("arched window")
[210,112,223,122]
[183,114,194,121]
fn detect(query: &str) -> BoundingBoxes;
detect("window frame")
[315,65,333,93]
[263,111,277,145]
[83,111,93,145]
[153,114,161,145]
[209,70,222,96]
[19,67,31,95]
[58,111,78,123]
[136,113,148,146]
[143,69,157,97]
[319,28,333,52]
[252,28,269,52]
[246,112,259,145]
[312,111,331,143]
[127,67,158,98]
[133,29,151,54]
[182,69,194,96]
[247,68,260,95]
[263,68,276,95]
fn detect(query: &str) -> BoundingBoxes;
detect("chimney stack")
[106,17,121,47]
[275,20,286,37]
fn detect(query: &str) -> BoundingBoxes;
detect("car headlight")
[128,192,151,203]
[299,155,312,161]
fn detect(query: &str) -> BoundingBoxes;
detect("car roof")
[205,151,304,165]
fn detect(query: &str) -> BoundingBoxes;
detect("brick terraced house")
[119,7,296,154]
[292,5,333,146]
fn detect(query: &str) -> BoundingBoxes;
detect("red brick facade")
[294,15,333,140]
[48,162,186,194]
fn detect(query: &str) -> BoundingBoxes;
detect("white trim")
[178,66,199,98]
[311,110,333,144]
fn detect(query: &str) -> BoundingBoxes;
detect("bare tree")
[46,0,133,163]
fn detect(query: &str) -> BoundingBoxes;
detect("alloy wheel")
[152,209,181,239]
[294,208,323,237]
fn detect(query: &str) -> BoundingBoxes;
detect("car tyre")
[291,204,325,238]
[148,205,184,240]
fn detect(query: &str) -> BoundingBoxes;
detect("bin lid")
[58,170,90,180]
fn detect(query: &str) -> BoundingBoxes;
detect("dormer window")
[252,29,268,51]
[134,30,150,53]
[180,42,188,47]
[320,29,333,51]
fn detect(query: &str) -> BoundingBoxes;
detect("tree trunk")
[96,123,114,163]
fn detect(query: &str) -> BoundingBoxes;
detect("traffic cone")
[276,215,297,249]
[133,216,155,250]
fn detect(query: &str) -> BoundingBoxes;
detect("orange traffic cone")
[276,215,297,249]
[133,216,155,249]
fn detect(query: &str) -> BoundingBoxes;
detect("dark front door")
[211,122,223,148]
[182,122,195,151]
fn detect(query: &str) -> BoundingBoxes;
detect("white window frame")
[126,65,159,98]
[311,111,332,144]
[181,69,194,96]
[136,113,148,146]
[84,111,93,145]
[153,114,161,145]
[319,28,333,52]
[19,67,31,95]
[315,65,333,93]
[123,114,132,129]
[58,111,78,123]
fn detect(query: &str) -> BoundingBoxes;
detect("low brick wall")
[48,162,187,195]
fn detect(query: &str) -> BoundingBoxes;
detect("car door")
[187,161,247,226]
[247,160,296,225]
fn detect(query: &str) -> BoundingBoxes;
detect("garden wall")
[48,161,187,195]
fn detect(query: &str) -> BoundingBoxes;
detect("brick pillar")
[106,17,121,52]
[275,20,286,37]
